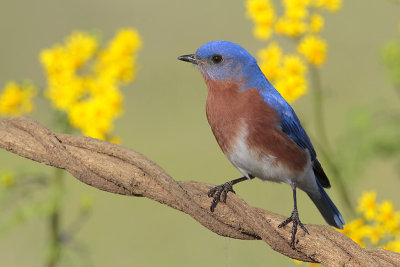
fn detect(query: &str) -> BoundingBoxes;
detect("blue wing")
[260,88,331,188]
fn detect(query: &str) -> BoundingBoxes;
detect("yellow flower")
[376,201,395,223]
[108,135,122,145]
[275,18,307,37]
[40,45,71,76]
[274,55,307,103]
[65,31,98,69]
[44,75,86,111]
[246,0,270,16]
[357,190,378,221]
[339,218,366,247]
[361,224,385,245]
[246,0,342,104]
[68,80,123,140]
[383,211,400,235]
[283,0,310,20]
[258,42,282,81]
[246,0,276,40]
[69,99,110,140]
[258,44,307,103]
[282,55,307,76]
[40,28,141,141]
[298,35,327,66]
[40,31,99,111]
[273,0,310,37]
[382,238,400,253]
[94,29,142,83]
[341,191,400,251]
[40,32,98,76]
[254,25,274,40]
[312,0,342,12]
[274,74,307,103]
[0,172,15,188]
[309,14,324,33]
[0,82,37,117]
[246,0,275,21]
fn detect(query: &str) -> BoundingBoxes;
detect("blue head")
[178,41,271,90]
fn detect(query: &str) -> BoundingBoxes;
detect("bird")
[178,40,344,248]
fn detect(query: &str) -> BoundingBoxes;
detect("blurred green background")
[0,0,399,266]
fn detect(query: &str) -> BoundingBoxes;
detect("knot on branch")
[0,117,399,266]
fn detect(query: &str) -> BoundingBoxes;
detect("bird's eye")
[211,54,223,64]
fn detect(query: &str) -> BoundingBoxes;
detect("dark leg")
[208,175,254,212]
[278,186,309,248]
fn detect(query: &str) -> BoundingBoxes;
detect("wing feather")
[261,89,331,188]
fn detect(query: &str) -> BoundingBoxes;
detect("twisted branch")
[0,117,399,266]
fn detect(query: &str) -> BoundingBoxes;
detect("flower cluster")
[339,191,400,252]
[258,43,307,103]
[0,82,37,117]
[246,0,341,40]
[245,0,342,102]
[40,29,142,141]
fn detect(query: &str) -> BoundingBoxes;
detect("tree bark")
[0,117,399,266]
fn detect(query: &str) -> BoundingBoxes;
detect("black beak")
[178,54,198,64]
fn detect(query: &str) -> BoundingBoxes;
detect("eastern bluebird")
[178,41,344,248]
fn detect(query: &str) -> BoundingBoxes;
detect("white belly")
[226,124,317,192]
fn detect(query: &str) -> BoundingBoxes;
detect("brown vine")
[0,117,399,266]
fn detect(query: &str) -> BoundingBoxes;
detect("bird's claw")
[207,181,236,212]
[278,208,309,248]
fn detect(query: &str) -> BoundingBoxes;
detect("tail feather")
[307,180,345,229]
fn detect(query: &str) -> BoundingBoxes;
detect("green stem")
[309,66,356,216]
[310,66,331,151]
[316,143,355,216]
[46,168,63,267]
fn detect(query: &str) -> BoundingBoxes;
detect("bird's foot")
[207,181,236,212]
[278,208,309,248]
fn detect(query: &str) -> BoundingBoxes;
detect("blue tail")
[307,180,345,229]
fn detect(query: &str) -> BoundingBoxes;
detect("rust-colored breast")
[205,78,307,173]
[205,79,256,153]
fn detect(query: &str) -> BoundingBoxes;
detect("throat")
[205,79,249,153]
